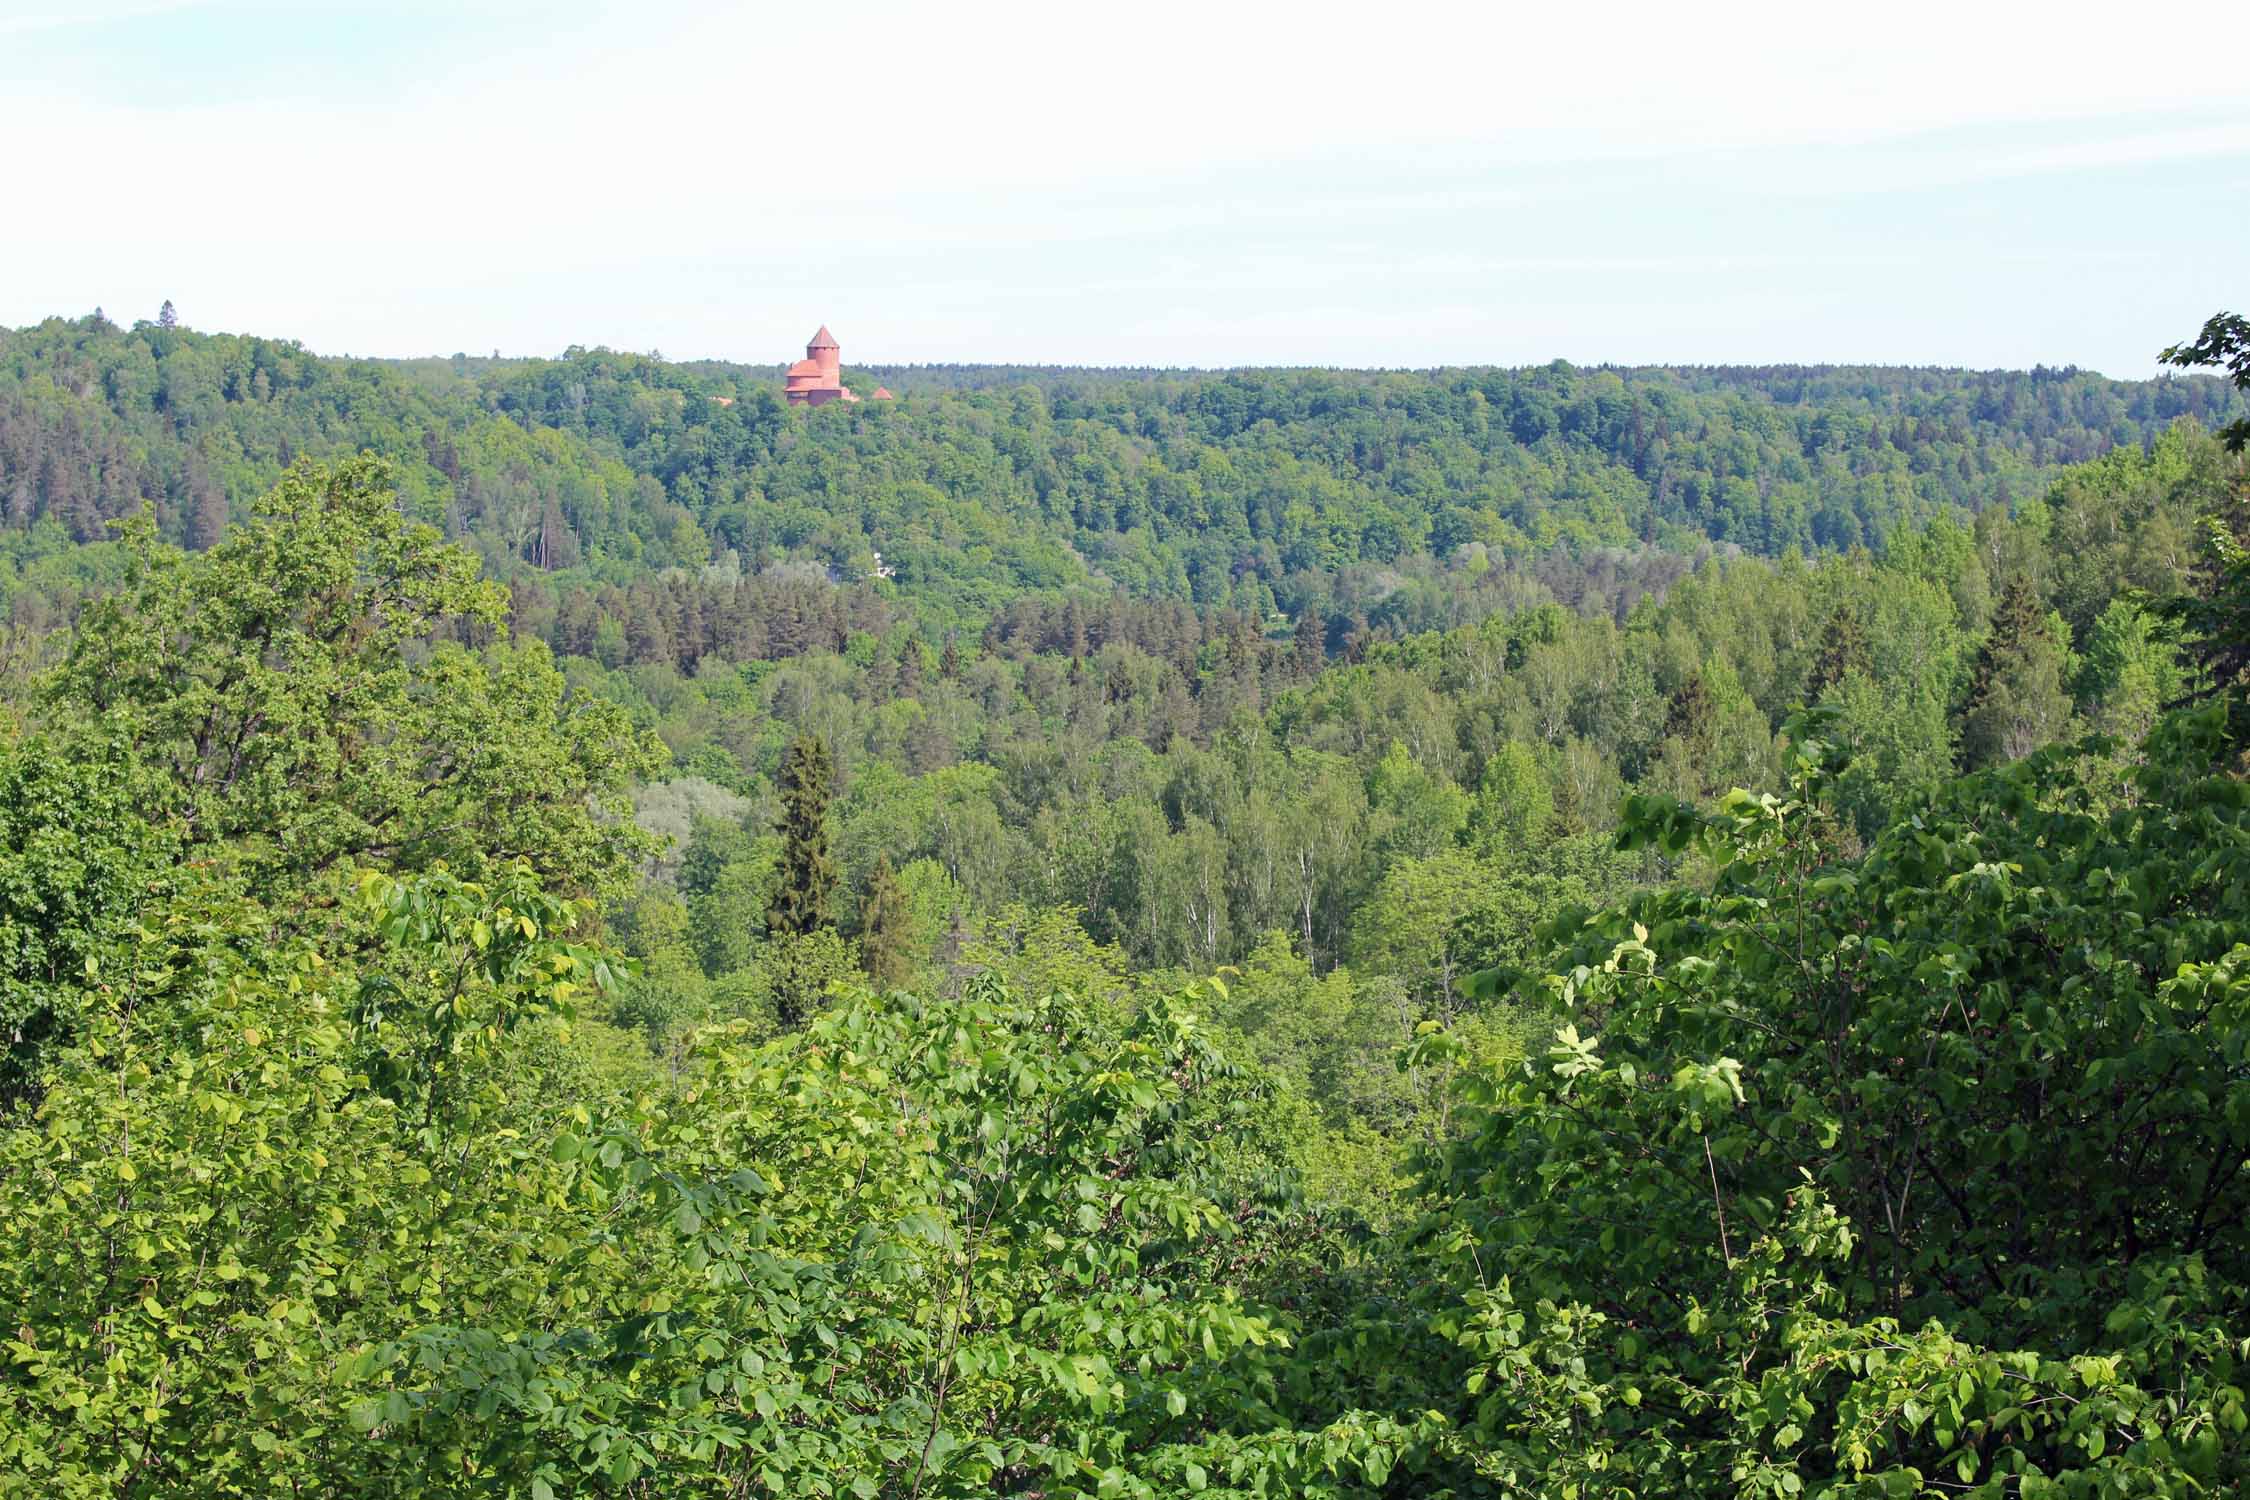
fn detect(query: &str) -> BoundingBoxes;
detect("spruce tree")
[939,635,961,680]
[1962,574,2072,768]
[1664,670,1716,753]
[858,853,914,989]
[767,734,836,939]
[158,299,178,329]
[1967,575,2047,704]
[1293,610,1326,678]
[1807,603,1870,697]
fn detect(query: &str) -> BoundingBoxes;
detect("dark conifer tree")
[1664,670,1716,752]
[1343,613,1371,665]
[185,477,228,551]
[1967,574,2048,710]
[1807,603,1871,697]
[939,635,961,680]
[158,299,178,329]
[767,734,836,939]
[1223,621,1253,678]
[858,853,914,989]
[1292,610,1325,679]
[1962,573,2072,768]
[770,597,807,659]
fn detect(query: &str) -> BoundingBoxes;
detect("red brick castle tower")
[783,325,891,407]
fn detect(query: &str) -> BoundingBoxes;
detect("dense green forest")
[2,306,2249,1496]
[4,311,2239,648]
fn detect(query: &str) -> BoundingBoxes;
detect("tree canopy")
[1,310,2248,1496]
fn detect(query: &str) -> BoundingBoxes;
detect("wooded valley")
[1,305,2248,1497]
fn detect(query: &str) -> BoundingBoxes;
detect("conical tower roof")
[807,324,839,349]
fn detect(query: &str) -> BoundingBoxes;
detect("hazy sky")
[3,0,2246,373]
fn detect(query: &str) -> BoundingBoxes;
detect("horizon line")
[9,310,2220,386]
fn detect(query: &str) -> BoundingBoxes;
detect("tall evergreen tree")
[1962,573,2073,767]
[1292,610,1325,678]
[1807,602,1871,696]
[767,734,836,939]
[157,299,178,329]
[1663,669,1717,753]
[858,853,914,989]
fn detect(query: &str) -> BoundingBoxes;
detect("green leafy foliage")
[50,455,665,904]
[0,733,175,1110]
[2162,311,2250,451]
[0,863,629,1496]
[1427,702,2250,1494]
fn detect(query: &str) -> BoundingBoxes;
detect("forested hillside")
[1,308,2248,1497]
[4,311,2239,649]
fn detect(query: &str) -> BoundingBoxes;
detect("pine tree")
[158,299,178,329]
[1292,610,1326,679]
[767,734,836,939]
[939,635,961,680]
[858,854,914,989]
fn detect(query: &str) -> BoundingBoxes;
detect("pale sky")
[2,0,2246,373]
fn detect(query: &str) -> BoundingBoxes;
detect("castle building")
[783,325,893,407]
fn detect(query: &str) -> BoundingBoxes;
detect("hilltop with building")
[783,324,892,407]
